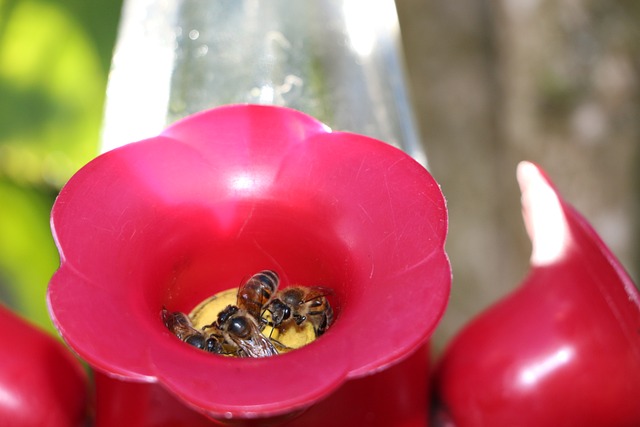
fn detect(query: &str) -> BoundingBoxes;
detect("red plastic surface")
[93,344,431,427]
[93,371,214,427]
[47,105,450,421]
[433,161,640,426]
[0,304,88,426]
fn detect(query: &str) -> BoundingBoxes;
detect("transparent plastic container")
[100,0,426,166]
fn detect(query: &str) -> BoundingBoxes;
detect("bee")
[265,286,335,337]
[237,270,279,319]
[204,305,278,358]
[161,307,223,353]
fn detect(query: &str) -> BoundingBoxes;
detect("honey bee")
[265,286,335,337]
[165,270,336,357]
[203,305,278,358]
[237,270,279,319]
[161,307,223,353]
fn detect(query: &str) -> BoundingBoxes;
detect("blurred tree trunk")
[396,0,640,350]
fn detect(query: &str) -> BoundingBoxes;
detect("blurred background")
[0,0,638,351]
[0,0,123,334]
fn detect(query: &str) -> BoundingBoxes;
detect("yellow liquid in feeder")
[189,288,317,354]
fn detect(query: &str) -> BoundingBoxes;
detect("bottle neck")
[101,0,425,165]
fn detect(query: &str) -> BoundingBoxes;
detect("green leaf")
[0,0,122,333]
[0,180,58,333]
[0,0,108,187]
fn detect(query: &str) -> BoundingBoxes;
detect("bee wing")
[239,333,279,358]
[304,286,335,302]
[162,308,200,341]
[230,327,279,358]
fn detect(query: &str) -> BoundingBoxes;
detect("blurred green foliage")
[0,0,122,333]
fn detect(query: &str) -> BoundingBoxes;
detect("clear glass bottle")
[100,0,426,166]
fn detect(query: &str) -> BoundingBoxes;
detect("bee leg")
[257,312,271,331]
[268,337,292,352]
[267,324,276,340]
[258,308,279,340]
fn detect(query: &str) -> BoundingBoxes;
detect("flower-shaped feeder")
[47,105,450,424]
[433,161,640,426]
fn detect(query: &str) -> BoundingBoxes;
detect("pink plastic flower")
[433,161,640,426]
[47,105,450,424]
